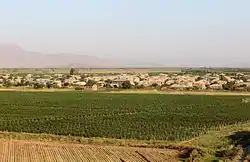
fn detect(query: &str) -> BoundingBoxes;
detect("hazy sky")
[1,0,250,66]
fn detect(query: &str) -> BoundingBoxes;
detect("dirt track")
[104,90,250,96]
[1,88,250,96]
[0,139,179,162]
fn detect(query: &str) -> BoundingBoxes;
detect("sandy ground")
[103,90,250,96]
[0,88,250,96]
[0,139,179,162]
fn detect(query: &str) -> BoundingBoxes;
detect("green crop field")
[0,91,249,141]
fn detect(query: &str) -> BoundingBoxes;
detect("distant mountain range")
[1,44,249,68]
[0,44,120,68]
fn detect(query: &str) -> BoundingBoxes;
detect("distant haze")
[0,44,120,68]
[0,0,250,67]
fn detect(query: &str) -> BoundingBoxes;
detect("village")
[0,69,250,92]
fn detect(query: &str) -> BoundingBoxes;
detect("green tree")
[222,82,235,91]
[4,81,13,88]
[34,83,45,89]
[70,68,75,75]
[104,79,112,84]
[122,80,132,89]
[46,82,53,89]
[135,84,145,89]
[63,82,70,87]
[86,79,96,87]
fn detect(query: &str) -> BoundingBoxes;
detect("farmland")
[0,91,249,142]
[0,139,179,162]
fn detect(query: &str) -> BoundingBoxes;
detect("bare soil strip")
[104,90,250,96]
[0,139,179,162]
[1,88,250,96]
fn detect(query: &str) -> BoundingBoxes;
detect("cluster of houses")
[0,72,250,91]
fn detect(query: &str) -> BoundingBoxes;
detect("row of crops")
[0,91,249,141]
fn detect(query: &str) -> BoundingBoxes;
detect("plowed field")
[0,139,179,162]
